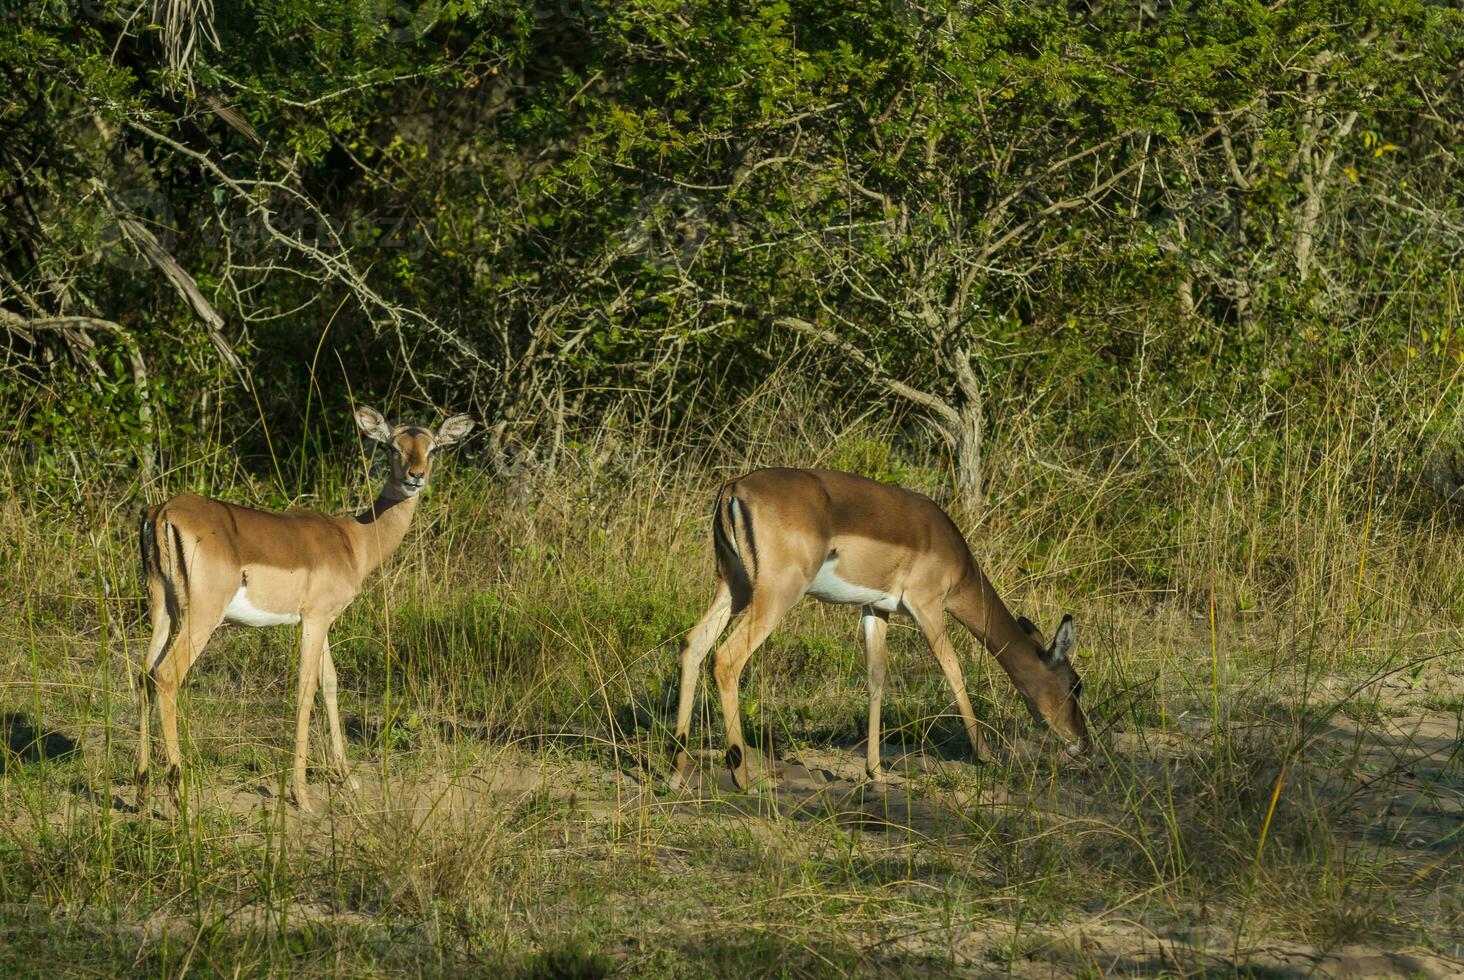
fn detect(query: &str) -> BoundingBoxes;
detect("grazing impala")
[136,406,473,810]
[670,468,1088,791]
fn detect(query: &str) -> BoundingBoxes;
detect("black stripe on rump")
[169,523,189,595]
[713,488,754,613]
[139,510,155,582]
[738,495,758,578]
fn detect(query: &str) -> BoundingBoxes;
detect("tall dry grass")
[0,361,1460,975]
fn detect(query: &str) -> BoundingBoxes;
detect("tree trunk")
[950,346,984,508]
[953,400,983,507]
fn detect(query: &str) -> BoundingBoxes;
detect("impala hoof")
[162,766,186,809]
[725,745,753,791]
[727,767,754,792]
[669,751,697,793]
[329,768,361,792]
[291,785,315,813]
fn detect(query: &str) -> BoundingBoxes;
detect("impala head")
[1017,614,1090,754]
[355,406,475,498]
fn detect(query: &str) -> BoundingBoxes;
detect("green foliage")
[1,0,1459,480]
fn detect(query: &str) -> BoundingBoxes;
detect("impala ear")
[1045,614,1076,666]
[355,406,393,444]
[434,413,475,447]
[1016,616,1039,637]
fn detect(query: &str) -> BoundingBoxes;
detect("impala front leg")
[861,606,890,781]
[292,619,328,811]
[911,601,991,763]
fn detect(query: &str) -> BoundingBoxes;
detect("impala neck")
[948,568,1052,703]
[349,487,420,578]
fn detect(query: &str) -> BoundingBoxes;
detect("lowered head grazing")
[355,406,475,498]
[670,467,1098,793]
[1017,614,1090,753]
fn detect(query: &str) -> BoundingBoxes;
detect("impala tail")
[712,481,757,607]
[139,504,187,625]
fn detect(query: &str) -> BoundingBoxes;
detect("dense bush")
[1,0,1460,492]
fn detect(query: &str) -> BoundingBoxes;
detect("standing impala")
[670,467,1089,791]
[136,406,473,810]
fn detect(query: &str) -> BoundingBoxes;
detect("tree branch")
[769,313,961,427]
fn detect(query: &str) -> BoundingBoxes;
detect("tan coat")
[671,468,1088,791]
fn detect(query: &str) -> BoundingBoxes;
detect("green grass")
[1,391,1461,976]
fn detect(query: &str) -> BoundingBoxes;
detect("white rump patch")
[223,586,301,627]
[807,557,901,613]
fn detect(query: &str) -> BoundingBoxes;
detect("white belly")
[223,586,301,627]
[806,557,902,613]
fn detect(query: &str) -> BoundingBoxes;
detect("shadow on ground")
[1,712,77,773]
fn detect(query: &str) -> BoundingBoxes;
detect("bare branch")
[769,313,961,427]
[125,117,495,381]
[95,182,242,375]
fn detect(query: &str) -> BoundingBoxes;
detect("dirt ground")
[40,682,1456,979]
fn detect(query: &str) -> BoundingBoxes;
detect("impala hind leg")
[910,602,991,763]
[136,584,172,800]
[861,606,891,781]
[711,576,804,790]
[153,610,223,805]
[669,581,735,791]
